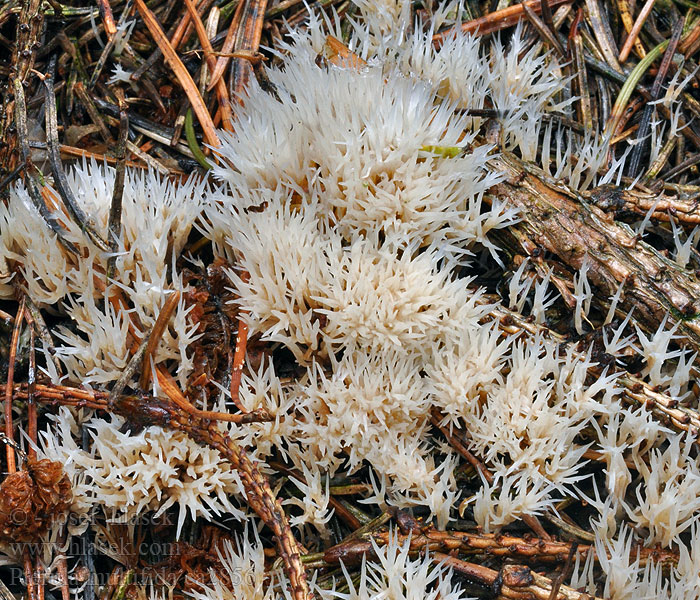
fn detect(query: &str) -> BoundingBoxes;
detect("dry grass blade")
[134,0,220,147]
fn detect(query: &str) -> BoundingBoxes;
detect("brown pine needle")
[139,290,181,390]
[229,317,248,409]
[207,0,246,91]
[96,0,117,38]
[3,295,25,475]
[183,0,234,130]
[230,0,269,101]
[134,0,220,148]
[619,0,657,64]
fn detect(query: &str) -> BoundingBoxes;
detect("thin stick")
[617,0,646,59]
[3,295,24,474]
[433,552,603,600]
[22,549,36,600]
[207,0,246,91]
[229,317,248,408]
[96,0,117,37]
[523,1,565,58]
[73,82,114,144]
[548,542,578,600]
[36,559,44,600]
[539,0,555,35]
[619,0,657,64]
[429,408,492,483]
[628,18,684,177]
[27,324,37,461]
[229,0,269,100]
[107,101,129,278]
[23,294,63,377]
[131,0,216,82]
[108,332,151,406]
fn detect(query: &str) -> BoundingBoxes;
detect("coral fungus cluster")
[3,1,700,599]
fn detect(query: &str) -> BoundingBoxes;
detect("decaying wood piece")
[490,153,700,352]
[585,184,700,225]
[324,525,678,570]
[434,553,602,600]
[325,513,608,600]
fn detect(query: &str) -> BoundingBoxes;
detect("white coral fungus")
[40,408,245,538]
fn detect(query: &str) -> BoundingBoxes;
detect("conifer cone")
[29,458,72,521]
[0,459,71,542]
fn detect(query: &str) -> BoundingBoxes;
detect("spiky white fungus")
[40,407,245,538]
[331,530,471,600]
[187,527,277,600]
[0,162,204,387]
[5,4,700,597]
[629,434,700,546]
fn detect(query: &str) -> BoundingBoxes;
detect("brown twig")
[432,0,572,44]
[434,553,603,600]
[324,525,677,570]
[107,99,129,277]
[429,407,493,483]
[490,152,700,355]
[229,316,248,409]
